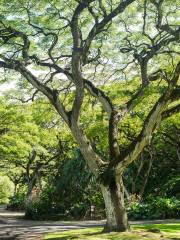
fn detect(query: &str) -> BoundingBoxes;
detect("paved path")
[0,205,179,240]
[0,205,104,240]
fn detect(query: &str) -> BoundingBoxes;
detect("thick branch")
[70,2,96,123]
[162,104,180,119]
[0,24,30,60]
[84,79,113,116]
[0,58,70,124]
[114,61,180,174]
[70,122,105,176]
[83,0,135,62]
[83,79,121,160]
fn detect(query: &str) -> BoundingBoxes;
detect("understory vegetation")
[1,82,179,221]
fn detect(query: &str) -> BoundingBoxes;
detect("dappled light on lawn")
[44,223,180,240]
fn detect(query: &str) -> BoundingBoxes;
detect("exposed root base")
[102,224,130,233]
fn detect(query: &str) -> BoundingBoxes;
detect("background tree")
[0,175,14,204]
[0,99,66,206]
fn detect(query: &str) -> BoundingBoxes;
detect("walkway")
[0,205,104,240]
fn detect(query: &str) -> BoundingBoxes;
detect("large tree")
[0,99,62,203]
[0,0,179,231]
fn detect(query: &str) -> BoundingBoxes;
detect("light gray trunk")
[70,122,129,231]
[100,178,129,232]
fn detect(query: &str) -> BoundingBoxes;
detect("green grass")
[44,223,180,240]
[134,223,180,233]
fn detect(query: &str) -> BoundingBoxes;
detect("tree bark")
[100,177,129,232]
[139,154,154,200]
[140,59,149,86]
[25,181,34,206]
[70,122,129,232]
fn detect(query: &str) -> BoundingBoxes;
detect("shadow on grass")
[134,223,180,233]
[44,231,101,240]
[45,223,180,240]
[45,238,76,240]
[45,231,144,240]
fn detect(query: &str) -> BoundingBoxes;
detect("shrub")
[25,200,47,220]
[161,176,180,198]
[127,196,180,220]
[24,186,61,220]
[0,175,14,204]
[7,191,26,210]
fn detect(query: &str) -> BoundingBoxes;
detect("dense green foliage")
[0,175,14,204]
[24,149,104,220]
[127,197,180,220]
[1,79,179,220]
[7,191,26,210]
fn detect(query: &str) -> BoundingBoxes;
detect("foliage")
[123,113,180,200]
[0,98,68,210]
[7,191,26,210]
[127,197,180,220]
[25,186,57,220]
[0,175,14,204]
[25,149,104,220]
[0,83,179,222]
[162,177,180,198]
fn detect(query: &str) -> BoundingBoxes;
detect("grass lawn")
[44,223,180,240]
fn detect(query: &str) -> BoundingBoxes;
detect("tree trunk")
[70,122,129,231]
[14,183,17,195]
[25,180,35,206]
[140,59,149,86]
[100,177,129,232]
[139,156,153,201]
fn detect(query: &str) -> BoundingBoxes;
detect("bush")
[127,202,150,220]
[25,151,105,221]
[24,186,62,220]
[127,196,180,220]
[0,175,14,204]
[7,191,26,210]
[24,183,105,220]
[161,176,180,198]
[25,200,49,220]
